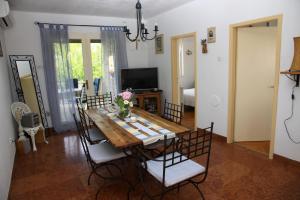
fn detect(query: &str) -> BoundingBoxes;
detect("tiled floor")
[9,130,300,200]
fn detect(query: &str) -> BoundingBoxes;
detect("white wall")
[180,37,195,89]
[4,11,150,125]
[0,29,16,200]
[147,0,300,161]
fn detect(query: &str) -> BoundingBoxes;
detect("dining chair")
[73,114,132,199]
[137,122,214,200]
[144,99,183,155]
[162,99,183,124]
[75,98,106,144]
[93,78,101,96]
[86,92,113,109]
[80,83,87,103]
[73,78,79,89]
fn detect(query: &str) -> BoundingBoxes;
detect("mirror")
[10,55,48,128]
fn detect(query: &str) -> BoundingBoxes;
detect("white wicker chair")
[11,102,48,151]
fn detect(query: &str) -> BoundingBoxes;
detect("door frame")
[171,32,198,130]
[227,15,283,159]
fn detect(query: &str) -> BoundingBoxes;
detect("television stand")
[133,90,162,114]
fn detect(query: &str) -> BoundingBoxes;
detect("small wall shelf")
[281,70,300,87]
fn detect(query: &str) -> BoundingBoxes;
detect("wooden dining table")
[84,108,190,149]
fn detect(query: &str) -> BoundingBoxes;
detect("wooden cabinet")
[134,91,162,115]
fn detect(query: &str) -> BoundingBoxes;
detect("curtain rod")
[34,21,124,28]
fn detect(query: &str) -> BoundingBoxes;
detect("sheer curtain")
[101,27,128,97]
[39,24,76,132]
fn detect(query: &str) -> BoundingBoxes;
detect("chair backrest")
[11,102,32,123]
[162,99,183,124]
[160,122,214,186]
[73,78,79,89]
[75,98,93,140]
[80,83,87,103]
[86,92,113,109]
[73,114,91,163]
[93,78,101,96]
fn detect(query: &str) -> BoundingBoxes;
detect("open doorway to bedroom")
[171,32,197,130]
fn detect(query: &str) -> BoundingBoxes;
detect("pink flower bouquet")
[114,90,134,118]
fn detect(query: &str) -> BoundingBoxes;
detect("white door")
[234,27,277,142]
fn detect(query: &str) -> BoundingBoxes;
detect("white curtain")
[100,27,128,97]
[39,24,76,132]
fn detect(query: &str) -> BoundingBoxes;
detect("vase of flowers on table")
[115,90,134,119]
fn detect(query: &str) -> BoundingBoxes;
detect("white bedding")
[183,88,195,107]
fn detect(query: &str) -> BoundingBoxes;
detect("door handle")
[86,80,89,90]
[268,85,274,88]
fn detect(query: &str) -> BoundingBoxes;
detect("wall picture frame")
[207,27,216,43]
[155,34,164,54]
[0,41,3,57]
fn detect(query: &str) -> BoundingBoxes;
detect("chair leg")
[159,193,165,200]
[88,171,94,185]
[191,182,205,200]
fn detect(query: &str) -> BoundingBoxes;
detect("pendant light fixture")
[123,0,159,42]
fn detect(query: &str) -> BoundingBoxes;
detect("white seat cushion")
[144,152,205,187]
[87,127,105,142]
[88,142,126,164]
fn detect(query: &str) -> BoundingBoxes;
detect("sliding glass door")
[69,32,103,96]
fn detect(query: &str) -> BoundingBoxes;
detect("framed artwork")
[155,34,164,54]
[207,27,216,43]
[0,41,3,57]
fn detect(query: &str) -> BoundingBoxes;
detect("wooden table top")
[84,108,190,149]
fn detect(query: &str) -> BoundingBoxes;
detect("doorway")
[227,15,282,159]
[68,32,103,96]
[171,32,198,130]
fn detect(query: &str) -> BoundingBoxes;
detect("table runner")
[99,109,175,145]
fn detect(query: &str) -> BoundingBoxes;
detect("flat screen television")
[121,67,158,91]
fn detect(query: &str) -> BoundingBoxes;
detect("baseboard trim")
[273,154,300,166]
[212,133,227,142]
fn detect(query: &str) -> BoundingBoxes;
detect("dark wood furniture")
[134,91,162,114]
[281,70,300,87]
[84,108,189,149]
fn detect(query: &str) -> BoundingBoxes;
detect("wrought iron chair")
[80,83,87,103]
[162,99,183,125]
[137,122,214,200]
[144,100,183,153]
[75,98,106,144]
[73,114,132,199]
[11,102,48,151]
[86,92,113,109]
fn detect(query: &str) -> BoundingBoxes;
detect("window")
[90,39,103,79]
[69,39,84,85]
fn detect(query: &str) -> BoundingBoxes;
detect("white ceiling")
[8,0,196,18]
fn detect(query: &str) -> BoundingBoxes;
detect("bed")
[183,88,195,107]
